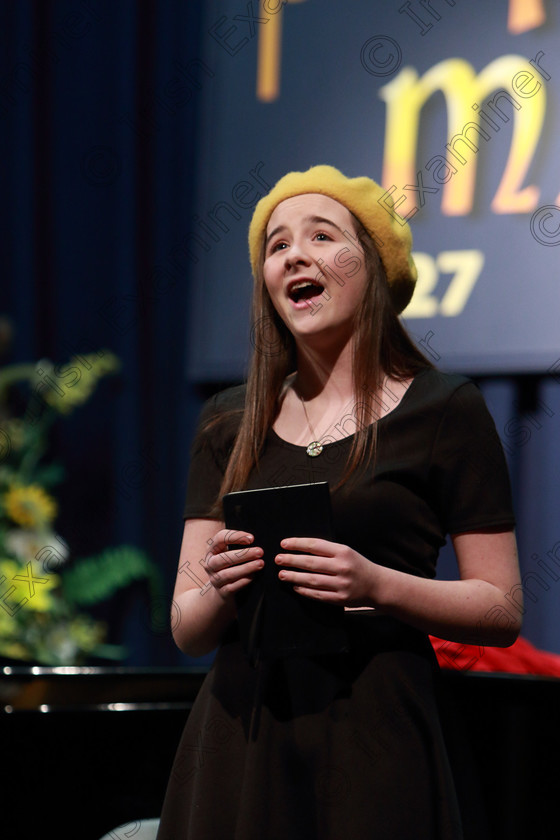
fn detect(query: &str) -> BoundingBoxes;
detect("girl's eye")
[315,232,332,241]
[270,241,287,253]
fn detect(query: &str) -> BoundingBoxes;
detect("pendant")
[306,440,323,457]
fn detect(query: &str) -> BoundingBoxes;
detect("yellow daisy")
[3,484,58,528]
[0,559,60,613]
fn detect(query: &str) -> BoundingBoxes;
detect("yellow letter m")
[379,56,545,216]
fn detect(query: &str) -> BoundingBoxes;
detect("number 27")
[404,250,484,318]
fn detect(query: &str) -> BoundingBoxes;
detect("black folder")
[223,482,348,664]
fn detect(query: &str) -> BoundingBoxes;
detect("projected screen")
[180,0,559,380]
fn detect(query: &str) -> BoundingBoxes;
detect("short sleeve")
[429,382,516,534]
[183,386,245,519]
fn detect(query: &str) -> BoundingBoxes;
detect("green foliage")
[62,545,163,609]
[0,344,164,664]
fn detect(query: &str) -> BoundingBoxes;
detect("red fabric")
[430,635,560,677]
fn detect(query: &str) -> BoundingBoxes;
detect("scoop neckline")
[269,368,428,452]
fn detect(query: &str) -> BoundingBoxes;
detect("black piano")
[2,665,559,839]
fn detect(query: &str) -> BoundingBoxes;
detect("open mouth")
[288,279,325,304]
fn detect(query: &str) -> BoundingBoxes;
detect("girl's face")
[262,193,368,351]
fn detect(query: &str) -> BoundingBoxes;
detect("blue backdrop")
[1,0,559,664]
[187,0,560,379]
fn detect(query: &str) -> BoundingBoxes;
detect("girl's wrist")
[366,562,398,611]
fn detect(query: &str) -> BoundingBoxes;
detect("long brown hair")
[207,212,433,515]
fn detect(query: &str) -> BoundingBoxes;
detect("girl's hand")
[275,537,378,607]
[204,529,265,601]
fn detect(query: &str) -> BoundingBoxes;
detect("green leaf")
[31,463,66,488]
[61,545,163,607]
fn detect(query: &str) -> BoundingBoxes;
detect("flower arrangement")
[0,326,163,665]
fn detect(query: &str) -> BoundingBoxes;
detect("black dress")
[156,369,516,840]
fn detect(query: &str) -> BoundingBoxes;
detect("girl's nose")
[284,241,311,269]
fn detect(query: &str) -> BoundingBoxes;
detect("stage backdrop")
[184,0,559,380]
[180,0,560,661]
[2,1,559,664]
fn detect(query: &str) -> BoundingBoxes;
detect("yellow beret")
[248,165,417,313]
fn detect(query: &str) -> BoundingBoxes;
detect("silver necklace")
[298,394,324,457]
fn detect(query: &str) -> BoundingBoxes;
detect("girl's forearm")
[373,568,521,647]
[172,585,237,657]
